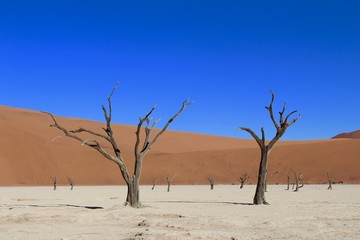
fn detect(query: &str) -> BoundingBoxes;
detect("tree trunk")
[253,150,269,205]
[125,176,141,208]
[240,182,244,189]
[286,175,290,190]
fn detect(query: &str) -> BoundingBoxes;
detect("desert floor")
[1,185,359,240]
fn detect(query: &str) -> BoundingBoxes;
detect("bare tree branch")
[265,90,280,130]
[141,99,192,157]
[70,127,109,141]
[237,127,264,149]
[43,82,190,208]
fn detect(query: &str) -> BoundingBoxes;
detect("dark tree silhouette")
[238,172,250,189]
[43,83,191,208]
[238,91,300,205]
[207,176,215,190]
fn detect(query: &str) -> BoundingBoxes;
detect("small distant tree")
[43,82,191,208]
[207,176,215,190]
[67,176,74,190]
[238,172,250,189]
[238,91,300,205]
[285,173,291,190]
[151,177,157,190]
[51,176,57,190]
[166,175,174,192]
[327,172,333,190]
[291,169,304,192]
[265,170,279,192]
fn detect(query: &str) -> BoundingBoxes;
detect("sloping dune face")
[0,105,359,185]
[332,130,360,139]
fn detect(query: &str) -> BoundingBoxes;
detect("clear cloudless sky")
[0,0,359,140]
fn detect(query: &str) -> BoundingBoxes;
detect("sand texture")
[1,185,359,239]
[0,105,360,185]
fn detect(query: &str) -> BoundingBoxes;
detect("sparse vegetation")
[327,172,334,190]
[207,176,215,190]
[238,172,250,189]
[151,177,157,190]
[291,169,304,192]
[67,176,74,190]
[166,175,175,192]
[50,176,57,191]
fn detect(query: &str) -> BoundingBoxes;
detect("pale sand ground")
[1,185,359,240]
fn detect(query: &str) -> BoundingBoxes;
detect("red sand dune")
[0,105,359,186]
[332,130,360,139]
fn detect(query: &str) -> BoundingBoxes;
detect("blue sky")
[0,1,359,140]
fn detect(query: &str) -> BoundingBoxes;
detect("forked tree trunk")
[166,176,173,192]
[291,169,304,192]
[238,91,300,205]
[43,83,191,208]
[253,151,269,205]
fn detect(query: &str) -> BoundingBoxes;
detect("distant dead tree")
[286,173,291,190]
[151,177,157,190]
[238,172,250,189]
[291,169,304,192]
[166,175,175,192]
[67,176,74,190]
[238,91,300,205]
[207,176,215,190]
[327,172,333,190]
[51,176,57,190]
[265,170,279,192]
[43,82,191,208]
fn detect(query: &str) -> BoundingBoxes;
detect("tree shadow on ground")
[3,204,103,210]
[149,200,253,206]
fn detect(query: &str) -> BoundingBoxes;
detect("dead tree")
[238,91,300,205]
[51,176,57,190]
[43,82,191,208]
[151,177,157,190]
[67,176,74,190]
[207,176,215,190]
[238,172,250,189]
[291,169,304,192]
[166,175,174,192]
[285,173,291,190]
[327,172,333,190]
[265,170,279,192]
